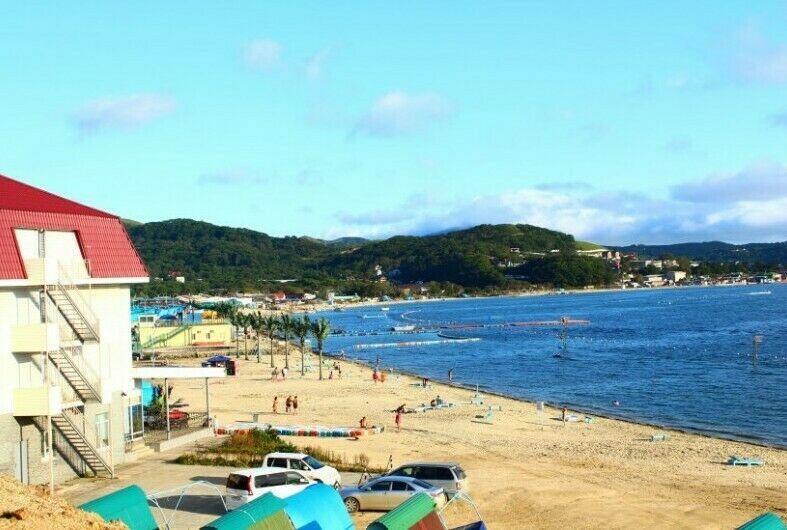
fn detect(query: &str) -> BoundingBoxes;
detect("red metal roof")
[0,174,148,280]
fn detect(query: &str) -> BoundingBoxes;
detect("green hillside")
[613,241,787,264]
[125,220,610,294]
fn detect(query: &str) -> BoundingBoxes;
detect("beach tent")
[367,493,445,530]
[283,484,354,530]
[201,493,295,530]
[207,355,233,363]
[79,485,158,530]
[737,512,786,530]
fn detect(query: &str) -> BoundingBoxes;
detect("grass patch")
[173,428,386,473]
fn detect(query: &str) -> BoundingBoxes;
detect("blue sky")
[2,2,787,244]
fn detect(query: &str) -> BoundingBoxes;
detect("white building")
[0,174,149,485]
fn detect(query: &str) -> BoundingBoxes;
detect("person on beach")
[561,407,567,424]
[395,410,402,432]
[380,371,387,383]
[396,403,406,414]
[293,396,298,413]
[359,416,368,428]
[282,367,288,380]
[373,370,380,384]
[448,369,454,382]
[329,370,334,380]
[285,395,293,413]
[272,367,279,381]
[273,396,279,414]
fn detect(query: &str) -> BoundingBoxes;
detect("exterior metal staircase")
[49,347,101,402]
[142,324,192,349]
[48,287,99,342]
[49,407,113,478]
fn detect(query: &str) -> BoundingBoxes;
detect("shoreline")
[329,352,787,451]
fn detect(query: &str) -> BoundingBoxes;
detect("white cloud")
[353,91,451,137]
[244,39,282,71]
[73,93,175,133]
[671,162,787,203]
[730,21,787,85]
[305,49,331,80]
[327,164,787,244]
[198,169,264,186]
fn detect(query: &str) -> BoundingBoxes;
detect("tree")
[260,314,280,367]
[228,309,241,358]
[310,317,331,381]
[279,314,293,370]
[249,312,263,363]
[239,313,252,360]
[293,315,312,376]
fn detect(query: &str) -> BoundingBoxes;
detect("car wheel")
[344,497,360,513]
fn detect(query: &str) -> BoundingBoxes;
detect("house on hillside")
[0,174,149,485]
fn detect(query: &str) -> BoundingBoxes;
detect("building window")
[95,412,109,448]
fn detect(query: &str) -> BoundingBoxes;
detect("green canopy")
[201,493,295,530]
[737,513,786,530]
[367,493,437,530]
[79,485,158,530]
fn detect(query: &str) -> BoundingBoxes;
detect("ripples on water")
[319,285,787,447]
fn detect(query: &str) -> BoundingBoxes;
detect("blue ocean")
[318,285,787,447]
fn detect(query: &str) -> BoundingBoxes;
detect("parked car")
[225,467,313,510]
[262,452,342,489]
[341,476,444,513]
[385,462,467,495]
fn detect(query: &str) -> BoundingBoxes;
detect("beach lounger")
[487,405,502,412]
[584,416,593,423]
[728,455,765,467]
[470,395,485,406]
[478,410,494,424]
[650,432,668,442]
[564,414,579,422]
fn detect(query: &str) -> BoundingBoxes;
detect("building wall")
[139,322,232,348]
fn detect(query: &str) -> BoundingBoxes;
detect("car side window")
[254,475,269,488]
[267,473,287,487]
[286,472,307,485]
[417,466,453,481]
[391,481,409,491]
[391,466,413,477]
[290,460,307,470]
[370,481,392,491]
[269,458,287,468]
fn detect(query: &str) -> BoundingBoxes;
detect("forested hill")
[612,241,787,264]
[125,219,598,292]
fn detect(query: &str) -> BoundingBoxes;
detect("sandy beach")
[149,339,787,530]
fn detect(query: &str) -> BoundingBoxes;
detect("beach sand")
[167,345,786,529]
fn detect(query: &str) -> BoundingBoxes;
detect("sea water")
[319,284,787,447]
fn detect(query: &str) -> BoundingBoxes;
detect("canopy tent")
[367,494,444,530]
[201,494,295,530]
[79,485,158,530]
[283,484,354,530]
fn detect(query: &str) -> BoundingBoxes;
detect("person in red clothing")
[395,410,402,432]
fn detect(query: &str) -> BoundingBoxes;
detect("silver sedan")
[340,476,444,513]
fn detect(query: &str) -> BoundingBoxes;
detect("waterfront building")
[0,174,148,484]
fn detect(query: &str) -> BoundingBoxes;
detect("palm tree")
[228,309,241,358]
[310,317,331,381]
[239,313,252,360]
[260,314,280,367]
[279,314,293,370]
[250,312,263,363]
[293,315,312,376]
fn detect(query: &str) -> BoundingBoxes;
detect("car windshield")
[413,479,433,489]
[303,456,324,469]
[226,474,248,490]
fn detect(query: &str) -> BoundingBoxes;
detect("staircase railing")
[142,324,192,349]
[56,340,102,402]
[53,263,100,340]
[60,406,114,477]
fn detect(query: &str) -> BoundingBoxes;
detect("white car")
[262,452,342,489]
[225,467,313,510]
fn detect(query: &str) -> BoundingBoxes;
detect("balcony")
[11,323,60,353]
[13,386,62,416]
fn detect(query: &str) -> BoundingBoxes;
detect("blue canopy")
[283,484,354,530]
[206,355,232,363]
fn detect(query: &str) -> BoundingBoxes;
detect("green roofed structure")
[367,493,445,530]
[201,493,295,530]
[79,485,158,530]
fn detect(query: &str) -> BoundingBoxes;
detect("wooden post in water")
[752,335,763,362]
